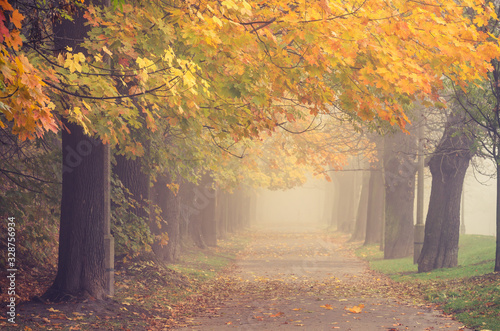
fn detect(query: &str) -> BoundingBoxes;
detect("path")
[176,228,470,330]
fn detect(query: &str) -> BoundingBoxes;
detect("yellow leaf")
[94,54,103,62]
[183,70,197,87]
[76,52,85,63]
[221,0,238,10]
[64,54,82,73]
[212,15,223,27]
[136,57,156,71]
[82,100,92,112]
[163,47,175,66]
[102,45,113,56]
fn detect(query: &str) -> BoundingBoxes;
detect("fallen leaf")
[345,304,365,313]
[320,304,334,310]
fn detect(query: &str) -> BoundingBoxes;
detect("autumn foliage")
[0,0,58,140]
[0,0,497,149]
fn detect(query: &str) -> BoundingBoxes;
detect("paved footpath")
[176,229,470,331]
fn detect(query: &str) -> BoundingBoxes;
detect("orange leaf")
[320,304,334,310]
[0,0,14,11]
[11,10,24,29]
[345,304,364,313]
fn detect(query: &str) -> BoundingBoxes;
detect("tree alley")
[2,0,500,299]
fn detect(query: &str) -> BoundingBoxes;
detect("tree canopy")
[2,0,499,148]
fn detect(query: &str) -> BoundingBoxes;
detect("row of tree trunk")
[43,0,257,302]
[327,111,474,271]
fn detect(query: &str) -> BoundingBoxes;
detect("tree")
[44,119,108,301]
[196,173,218,247]
[334,168,362,233]
[5,0,500,301]
[151,171,181,262]
[418,111,473,272]
[454,65,500,272]
[43,0,112,301]
[383,128,417,259]
[364,137,385,246]
[112,153,151,252]
[364,169,385,245]
[350,170,370,241]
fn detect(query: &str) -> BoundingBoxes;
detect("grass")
[355,234,500,330]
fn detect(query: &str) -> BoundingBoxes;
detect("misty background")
[254,164,496,236]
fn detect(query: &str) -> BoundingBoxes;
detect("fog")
[461,166,496,236]
[255,176,328,230]
[254,167,497,237]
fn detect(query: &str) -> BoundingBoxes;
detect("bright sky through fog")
[254,169,496,237]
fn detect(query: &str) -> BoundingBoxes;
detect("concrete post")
[460,188,466,234]
[103,143,114,296]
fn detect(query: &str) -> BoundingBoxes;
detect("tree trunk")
[227,191,240,232]
[114,155,150,218]
[190,211,207,249]
[329,175,340,229]
[350,171,370,241]
[364,169,385,245]
[44,1,109,301]
[336,170,361,233]
[44,120,107,301]
[248,189,257,227]
[496,160,500,272]
[199,174,217,247]
[217,191,230,239]
[418,113,473,272]
[178,180,196,245]
[180,177,216,249]
[151,172,181,262]
[383,130,417,259]
[238,188,251,229]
